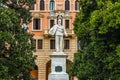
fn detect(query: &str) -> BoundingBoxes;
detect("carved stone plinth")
[48,52,69,80]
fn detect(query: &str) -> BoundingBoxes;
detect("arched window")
[50,0,55,11]
[75,0,79,10]
[65,0,70,10]
[40,0,45,10]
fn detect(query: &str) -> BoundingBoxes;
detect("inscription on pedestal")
[55,66,62,72]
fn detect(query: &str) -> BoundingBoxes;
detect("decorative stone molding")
[32,13,44,18]
[47,16,57,19]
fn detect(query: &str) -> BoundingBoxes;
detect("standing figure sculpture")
[49,17,67,52]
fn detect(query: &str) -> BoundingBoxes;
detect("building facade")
[29,0,79,80]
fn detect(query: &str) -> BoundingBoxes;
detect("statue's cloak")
[49,25,57,35]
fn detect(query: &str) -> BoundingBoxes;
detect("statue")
[49,17,67,52]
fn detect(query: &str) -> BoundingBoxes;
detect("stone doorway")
[46,60,51,80]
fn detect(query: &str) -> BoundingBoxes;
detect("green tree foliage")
[0,0,36,79]
[70,0,120,80]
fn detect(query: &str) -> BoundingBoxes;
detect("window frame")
[50,39,55,49]
[50,0,55,11]
[65,0,70,11]
[33,39,37,50]
[32,18,42,31]
[50,19,55,28]
[65,19,70,29]
[64,39,70,49]
[75,0,79,11]
[33,39,43,50]
[40,0,45,10]
[37,39,43,49]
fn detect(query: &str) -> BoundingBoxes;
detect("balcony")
[43,28,76,38]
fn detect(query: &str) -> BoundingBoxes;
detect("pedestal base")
[48,52,69,80]
[48,72,69,80]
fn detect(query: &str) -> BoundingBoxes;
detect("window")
[50,20,54,28]
[33,39,43,50]
[33,39,36,49]
[64,40,69,49]
[50,40,55,49]
[50,0,55,11]
[65,0,70,10]
[38,39,43,49]
[65,20,69,29]
[33,18,41,30]
[40,0,45,10]
[30,4,34,10]
[75,0,79,11]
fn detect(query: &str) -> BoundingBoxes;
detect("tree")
[70,0,120,80]
[0,0,36,79]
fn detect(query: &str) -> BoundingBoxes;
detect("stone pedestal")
[48,52,69,80]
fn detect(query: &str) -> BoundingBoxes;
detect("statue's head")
[58,19,62,25]
[57,15,62,25]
